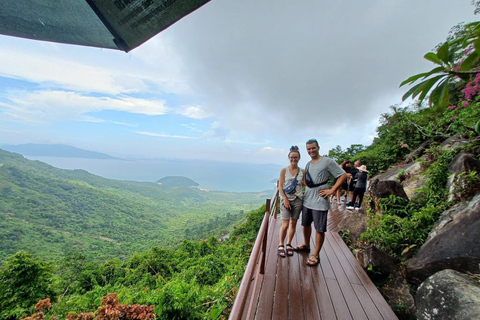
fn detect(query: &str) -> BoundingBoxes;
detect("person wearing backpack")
[277,146,305,257]
[294,139,348,266]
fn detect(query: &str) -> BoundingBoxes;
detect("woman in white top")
[277,146,305,257]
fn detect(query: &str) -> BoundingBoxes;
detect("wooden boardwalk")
[229,201,398,320]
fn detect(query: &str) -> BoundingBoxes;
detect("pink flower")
[451,116,458,119]
[464,102,469,107]
[447,105,456,109]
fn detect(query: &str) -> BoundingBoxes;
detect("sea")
[25,156,283,193]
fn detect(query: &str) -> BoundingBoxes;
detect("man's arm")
[318,173,348,198]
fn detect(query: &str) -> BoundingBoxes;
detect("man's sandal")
[293,244,310,252]
[306,254,320,266]
[278,245,286,257]
[286,244,294,256]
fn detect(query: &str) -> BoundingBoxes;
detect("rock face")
[447,151,480,202]
[367,179,408,213]
[405,140,431,164]
[337,210,368,246]
[369,179,408,200]
[381,271,416,319]
[406,194,480,284]
[416,269,480,320]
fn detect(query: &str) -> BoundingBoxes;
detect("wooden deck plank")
[254,217,280,319]
[326,234,384,320]
[329,232,399,320]
[351,283,384,320]
[230,202,399,320]
[288,224,306,319]
[323,234,368,320]
[315,253,337,320]
[272,220,289,320]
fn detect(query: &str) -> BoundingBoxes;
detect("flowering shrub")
[20,294,155,320]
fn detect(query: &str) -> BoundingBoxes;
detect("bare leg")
[303,225,312,247]
[286,219,298,244]
[279,219,289,246]
[312,231,325,257]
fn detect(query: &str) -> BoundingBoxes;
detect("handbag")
[283,170,299,194]
[305,162,330,188]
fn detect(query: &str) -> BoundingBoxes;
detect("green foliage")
[327,144,366,163]
[401,21,480,107]
[1,206,266,320]
[347,106,430,176]
[360,147,459,257]
[0,148,265,263]
[0,251,55,320]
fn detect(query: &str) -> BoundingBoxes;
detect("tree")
[0,251,54,320]
[401,21,480,107]
[327,144,366,163]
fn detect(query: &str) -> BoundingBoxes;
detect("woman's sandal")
[293,244,310,252]
[286,244,294,256]
[306,254,320,266]
[278,245,286,257]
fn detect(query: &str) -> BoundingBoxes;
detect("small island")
[156,176,199,188]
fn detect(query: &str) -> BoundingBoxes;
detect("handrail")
[229,188,279,320]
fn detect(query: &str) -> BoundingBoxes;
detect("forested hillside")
[0,149,267,262]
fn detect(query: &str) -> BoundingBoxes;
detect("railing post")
[274,191,279,219]
[260,198,271,274]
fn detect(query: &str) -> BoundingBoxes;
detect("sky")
[0,1,477,167]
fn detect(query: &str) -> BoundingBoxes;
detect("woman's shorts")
[280,197,303,220]
[301,207,328,233]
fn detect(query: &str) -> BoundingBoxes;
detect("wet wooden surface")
[233,202,398,320]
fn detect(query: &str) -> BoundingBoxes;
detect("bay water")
[26,156,282,192]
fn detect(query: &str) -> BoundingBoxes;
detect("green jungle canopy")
[0,0,210,52]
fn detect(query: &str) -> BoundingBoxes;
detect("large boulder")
[381,270,416,319]
[447,151,480,202]
[337,209,368,246]
[416,269,480,320]
[439,133,471,150]
[355,246,399,279]
[406,194,480,284]
[366,179,408,213]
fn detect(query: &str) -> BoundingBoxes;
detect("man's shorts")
[280,197,302,220]
[301,207,328,233]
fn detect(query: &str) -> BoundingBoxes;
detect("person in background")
[294,139,348,266]
[277,146,305,257]
[331,160,350,205]
[346,160,361,206]
[348,165,369,210]
[346,160,362,209]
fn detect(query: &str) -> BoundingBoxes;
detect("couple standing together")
[278,139,348,266]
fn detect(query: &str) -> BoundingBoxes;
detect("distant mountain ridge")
[1,143,118,159]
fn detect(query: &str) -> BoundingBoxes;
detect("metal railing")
[229,188,279,320]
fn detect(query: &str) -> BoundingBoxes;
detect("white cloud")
[0,0,476,165]
[202,121,229,141]
[0,90,169,124]
[176,105,212,119]
[136,131,197,139]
